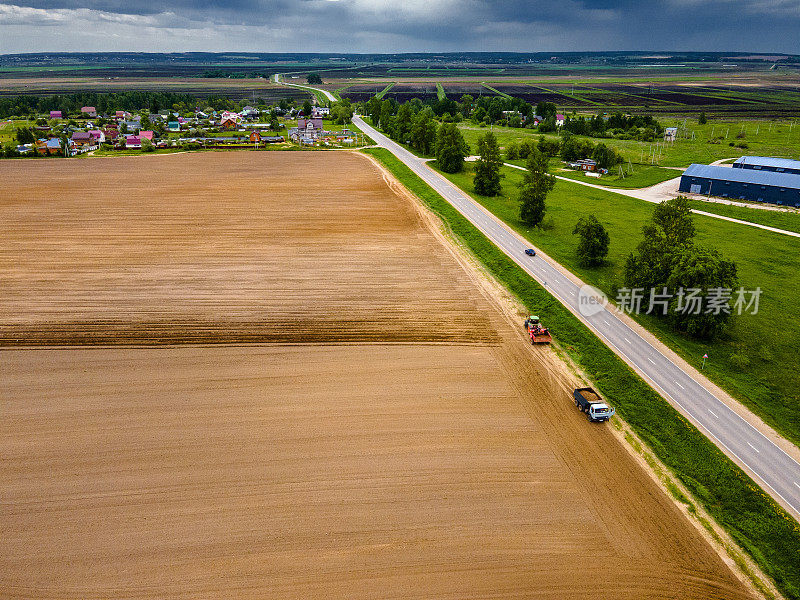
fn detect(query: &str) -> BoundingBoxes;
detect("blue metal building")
[679,164,800,206]
[732,156,800,175]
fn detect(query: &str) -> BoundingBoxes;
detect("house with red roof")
[88,130,105,144]
[555,114,565,127]
[220,117,239,130]
[139,131,154,141]
[50,110,62,119]
[81,106,97,118]
[125,135,142,149]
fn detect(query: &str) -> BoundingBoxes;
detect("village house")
[71,131,93,147]
[312,106,330,117]
[81,106,97,118]
[103,128,120,142]
[139,131,154,141]
[241,106,259,118]
[555,114,565,127]
[35,138,62,155]
[125,135,142,149]
[87,130,105,144]
[49,110,62,119]
[168,121,181,132]
[220,117,239,130]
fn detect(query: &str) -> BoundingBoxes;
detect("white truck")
[573,387,615,422]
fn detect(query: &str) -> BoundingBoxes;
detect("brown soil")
[0,152,753,599]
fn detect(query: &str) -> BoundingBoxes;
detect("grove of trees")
[624,197,738,339]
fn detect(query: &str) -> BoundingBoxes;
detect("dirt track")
[0,152,753,599]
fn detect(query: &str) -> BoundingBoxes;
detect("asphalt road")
[353,114,800,520]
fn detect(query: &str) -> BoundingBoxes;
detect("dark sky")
[0,0,799,53]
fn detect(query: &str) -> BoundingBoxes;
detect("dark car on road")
[524,248,536,257]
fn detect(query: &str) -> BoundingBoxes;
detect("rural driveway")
[353,114,800,521]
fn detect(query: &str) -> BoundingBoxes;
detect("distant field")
[0,78,312,101]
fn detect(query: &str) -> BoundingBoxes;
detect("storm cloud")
[0,0,798,53]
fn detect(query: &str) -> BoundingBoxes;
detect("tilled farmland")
[0,152,754,599]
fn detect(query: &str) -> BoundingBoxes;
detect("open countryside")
[2,48,800,600]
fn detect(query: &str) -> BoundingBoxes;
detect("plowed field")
[0,152,753,599]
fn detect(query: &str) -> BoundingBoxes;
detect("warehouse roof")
[682,163,800,189]
[734,156,800,170]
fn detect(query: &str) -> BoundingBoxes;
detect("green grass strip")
[435,82,446,101]
[481,82,512,99]
[362,146,800,600]
[687,200,800,234]
[376,82,396,99]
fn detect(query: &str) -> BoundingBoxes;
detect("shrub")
[729,352,751,370]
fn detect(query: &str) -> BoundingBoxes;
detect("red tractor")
[524,315,552,344]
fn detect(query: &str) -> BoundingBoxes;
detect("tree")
[624,196,737,339]
[536,101,557,120]
[591,143,623,169]
[573,215,610,266]
[302,100,313,117]
[518,139,534,159]
[698,112,707,125]
[394,103,414,142]
[366,96,383,125]
[410,107,437,155]
[518,147,555,226]
[15,126,36,144]
[506,141,519,160]
[537,136,560,157]
[666,246,738,339]
[331,99,353,125]
[307,73,323,84]
[379,100,395,132]
[141,137,155,153]
[459,94,474,116]
[625,196,696,292]
[269,110,280,131]
[435,123,469,173]
[473,132,503,196]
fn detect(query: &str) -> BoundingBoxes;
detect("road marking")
[675,382,685,390]
[795,482,800,490]
[623,336,631,343]
[708,409,718,418]
[647,357,655,364]
[747,442,760,453]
